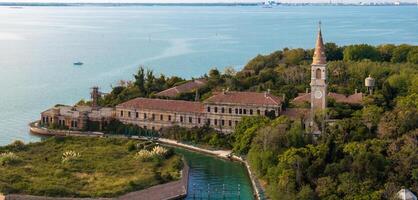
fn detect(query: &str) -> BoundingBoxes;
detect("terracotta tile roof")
[117,98,204,113]
[312,23,327,65]
[328,92,363,104]
[204,91,282,106]
[291,93,311,105]
[155,79,207,98]
[291,92,363,105]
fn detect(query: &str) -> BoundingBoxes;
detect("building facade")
[40,106,114,131]
[116,91,283,133]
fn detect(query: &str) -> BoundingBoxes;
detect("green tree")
[343,44,379,62]
[325,42,343,61]
[377,44,396,62]
[361,105,383,133]
[391,44,412,63]
[407,46,418,64]
[283,48,307,65]
[232,116,270,155]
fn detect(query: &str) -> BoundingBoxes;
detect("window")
[168,115,172,121]
[214,119,218,125]
[207,107,211,112]
[243,109,247,115]
[229,120,232,126]
[214,107,218,113]
[221,120,225,126]
[207,119,211,125]
[120,111,123,117]
[144,113,147,119]
[229,108,232,114]
[189,117,192,123]
[152,114,155,120]
[160,114,163,121]
[180,116,184,122]
[198,118,201,124]
[221,107,225,113]
[136,112,139,118]
[235,120,238,125]
[144,126,147,129]
[239,109,242,114]
[235,108,238,114]
[74,121,78,128]
[250,109,253,115]
[257,110,261,115]
[316,68,321,79]
[128,111,131,117]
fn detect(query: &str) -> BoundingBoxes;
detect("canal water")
[174,148,254,200]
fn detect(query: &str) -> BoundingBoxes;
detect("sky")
[1,0,417,3]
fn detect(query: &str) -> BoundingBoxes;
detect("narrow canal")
[174,148,255,200]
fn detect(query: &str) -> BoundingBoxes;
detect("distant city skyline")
[1,0,417,4]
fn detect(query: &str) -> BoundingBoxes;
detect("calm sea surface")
[0,5,417,198]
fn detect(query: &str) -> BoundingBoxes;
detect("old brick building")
[116,91,283,133]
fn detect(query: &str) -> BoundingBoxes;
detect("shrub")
[135,150,154,161]
[151,146,168,157]
[61,150,80,163]
[0,152,22,166]
[7,140,26,151]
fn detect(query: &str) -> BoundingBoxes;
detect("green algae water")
[0,5,417,200]
[174,148,255,200]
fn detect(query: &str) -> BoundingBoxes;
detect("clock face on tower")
[314,90,323,99]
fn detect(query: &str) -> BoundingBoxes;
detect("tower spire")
[312,21,326,65]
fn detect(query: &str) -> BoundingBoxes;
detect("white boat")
[262,0,276,8]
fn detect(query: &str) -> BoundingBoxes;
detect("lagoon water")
[0,5,417,199]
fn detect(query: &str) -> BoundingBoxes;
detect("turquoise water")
[0,5,417,199]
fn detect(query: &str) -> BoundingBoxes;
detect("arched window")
[316,68,321,79]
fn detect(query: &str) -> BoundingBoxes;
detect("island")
[2,23,417,200]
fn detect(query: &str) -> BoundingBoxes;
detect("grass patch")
[0,137,183,198]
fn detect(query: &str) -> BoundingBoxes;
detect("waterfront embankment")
[29,121,264,200]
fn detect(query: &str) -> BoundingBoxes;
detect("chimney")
[306,88,309,93]
[355,89,358,94]
[282,94,286,102]
[91,86,100,109]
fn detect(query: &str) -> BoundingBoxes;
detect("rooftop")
[204,91,283,106]
[312,22,327,65]
[155,79,207,98]
[117,97,204,113]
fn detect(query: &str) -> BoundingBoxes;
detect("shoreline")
[29,121,264,200]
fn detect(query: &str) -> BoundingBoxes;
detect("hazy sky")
[1,0,417,3]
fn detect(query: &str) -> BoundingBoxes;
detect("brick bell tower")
[310,22,327,112]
